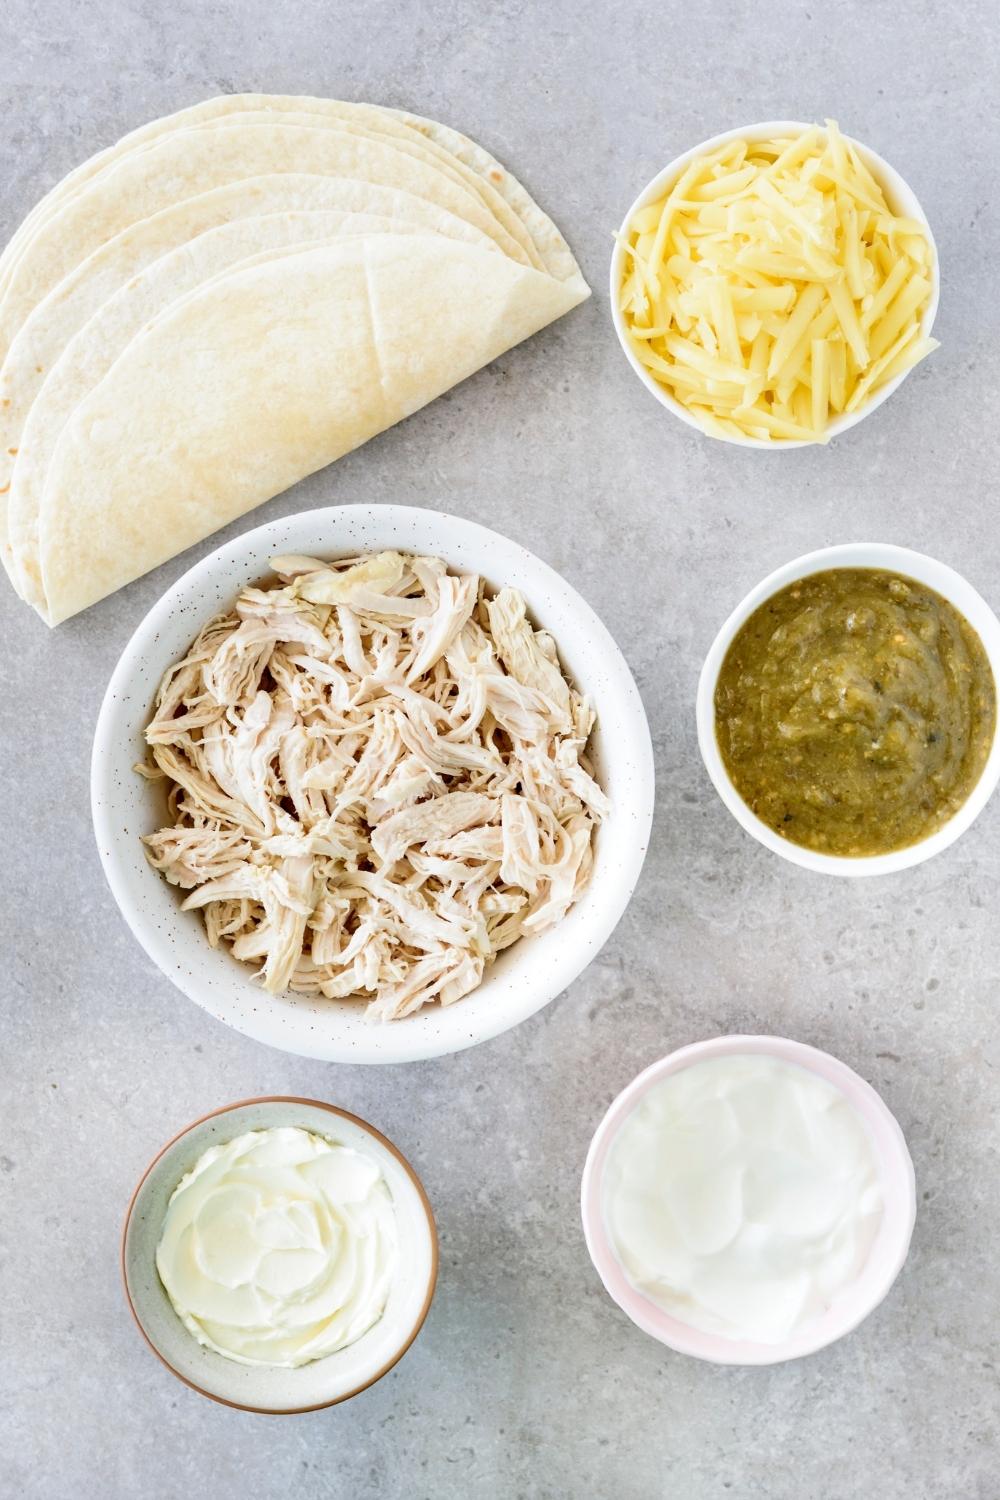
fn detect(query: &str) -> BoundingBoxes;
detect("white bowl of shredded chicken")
[92,507,654,1063]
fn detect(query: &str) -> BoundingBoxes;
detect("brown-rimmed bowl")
[122,1097,438,1413]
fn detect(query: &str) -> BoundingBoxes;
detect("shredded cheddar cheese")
[618,121,938,444]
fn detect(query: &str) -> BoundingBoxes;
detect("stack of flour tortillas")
[0,94,590,625]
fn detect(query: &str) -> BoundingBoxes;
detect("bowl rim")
[580,1034,916,1365]
[609,118,941,449]
[695,542,1000,876]
[121,1095,439,1413]
[91,503,655,1063]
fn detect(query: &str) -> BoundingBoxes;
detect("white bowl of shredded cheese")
[92,506,654,1064]
[610,120,940,447]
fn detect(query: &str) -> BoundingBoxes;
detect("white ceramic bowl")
[610,120,940,448]
[122,1097,437,1411]
[581,1035,916,1365]
[92,505,654,1063]
[697,543,1000,876]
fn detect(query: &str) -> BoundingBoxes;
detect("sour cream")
[602,1055,883,1344]
[156,1126,398,1367]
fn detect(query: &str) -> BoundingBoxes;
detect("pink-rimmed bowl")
[581,1035,916,1365]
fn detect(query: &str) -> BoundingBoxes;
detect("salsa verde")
[714,569,997,857]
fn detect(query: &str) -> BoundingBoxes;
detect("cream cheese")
[156,1126,398,1367]
[602,1055,884,1344]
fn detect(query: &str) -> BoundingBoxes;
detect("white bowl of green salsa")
[697,544,1000,876]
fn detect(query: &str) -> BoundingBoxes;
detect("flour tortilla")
[0,95,582,293]
[1,101,590,623]
[9,210,477,603]
[0,97,259,286]
[0,173,499,542]
[38,235,583,625]
[0,122,535,353]
[390,107,584,286]
[0,101,529,285]
[111,110,544,272]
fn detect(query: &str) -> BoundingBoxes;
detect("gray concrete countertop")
[2,3,998,1496]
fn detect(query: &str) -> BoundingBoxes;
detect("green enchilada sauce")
[714,569,997,857]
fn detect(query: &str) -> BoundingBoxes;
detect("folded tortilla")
[38,236,584,625]
[0,201,500,597]
[0,97,589,624]
[0,94,576,291]
[0,174,498,499]
[0,122,547,352]
[5,207,497,599]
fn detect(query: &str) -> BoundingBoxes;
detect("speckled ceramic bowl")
[122,1097,438,1412]
[92,505,654,1063]
[581,1036,916,1365]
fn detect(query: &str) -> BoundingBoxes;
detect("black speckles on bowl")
[91,505,655,1064]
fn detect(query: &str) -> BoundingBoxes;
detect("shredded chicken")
[139,551,605,1020]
